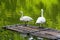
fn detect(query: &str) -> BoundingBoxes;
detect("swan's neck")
[41,9,43,17]
[21,12,23,17]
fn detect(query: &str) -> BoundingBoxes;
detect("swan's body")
[36,9,46,27]
[20,16,33,22]
[20,11,33,26]
[36,17,45,24]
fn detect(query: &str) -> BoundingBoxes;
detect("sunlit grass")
[0,0,60,40]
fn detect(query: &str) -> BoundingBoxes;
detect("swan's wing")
[41,17,46,23]
[36,17,41,23]
[23,16,33,21]
[20,16,33,21]
[36,17,46,23]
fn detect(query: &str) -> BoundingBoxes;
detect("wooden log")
[3,24,60,40]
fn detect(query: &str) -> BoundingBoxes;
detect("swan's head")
[20,11,23,13]
[20,11,23,17]
[41,9,43,12]
[41,9,44,17]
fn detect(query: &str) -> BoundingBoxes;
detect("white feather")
[36,17,46,24]
[20,16,33,21]
[36,9,46,24]
[20,11,33,22]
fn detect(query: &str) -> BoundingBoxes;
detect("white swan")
[36,9,46,28]
[20,11,33,26]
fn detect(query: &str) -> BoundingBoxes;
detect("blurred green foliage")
[0,0,60,40]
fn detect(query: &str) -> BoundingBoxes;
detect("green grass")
[0,0,60,40]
